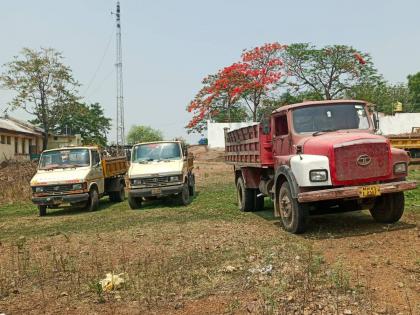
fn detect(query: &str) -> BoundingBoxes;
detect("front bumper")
[128,184,184,198]
[297,180,417,203]
[32,193,89,206]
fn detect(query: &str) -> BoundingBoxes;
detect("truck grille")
[143,177,169,187]
[33,184,74,194]
[334,142,390,182]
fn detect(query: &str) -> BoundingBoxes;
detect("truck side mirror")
[373,113,379,131]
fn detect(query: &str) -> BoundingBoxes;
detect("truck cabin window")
[39,149,90,170]
[292,104,370,134]
[132,142,181,163]
[274,114,288,136]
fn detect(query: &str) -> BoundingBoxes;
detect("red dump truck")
[225,100,417,233]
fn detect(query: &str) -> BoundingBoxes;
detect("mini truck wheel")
[277,181,308,234]
[38,205,47,216]
[128,195,142,209]
[177,181,191,206]
[85,188,99,212]
[369,192,404,223]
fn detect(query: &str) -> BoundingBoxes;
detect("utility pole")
[115,1,125,152]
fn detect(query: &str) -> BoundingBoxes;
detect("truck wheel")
[128,195,142,209]
[369,192,404,223]
[278,182,308,234]
[236,177,255,212]
[255,193,265,211]
[38,205,47,216]
[177,183,191,206]
[110,184,125,202]
[189,175,195,197]
[85,188,99,212]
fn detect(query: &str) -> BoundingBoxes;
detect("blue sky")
[1,0,420,143]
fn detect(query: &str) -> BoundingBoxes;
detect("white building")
[0,116,44,162]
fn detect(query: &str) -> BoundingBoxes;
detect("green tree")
[408,72,420,111]
[0,47,79,149]
[127,125,163,144]
[283,43,381,100]
[52,102,111,146]
[348,82,411,114]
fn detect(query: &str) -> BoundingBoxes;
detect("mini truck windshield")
[292,104,370,134]
[132,142,181,163]
[39,149,90,169]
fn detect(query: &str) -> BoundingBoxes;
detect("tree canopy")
[0,47,80,149]
[127,125,163,145]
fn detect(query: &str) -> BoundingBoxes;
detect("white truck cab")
[30,146,127,216]
[127,141,195,209]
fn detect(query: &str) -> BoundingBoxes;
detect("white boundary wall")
[207,121,257,148]
[378,113,420,135]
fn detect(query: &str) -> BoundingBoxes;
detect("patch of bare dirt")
[0,160,36,204]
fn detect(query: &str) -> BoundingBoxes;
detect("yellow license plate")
[358,185,381,198]
[151,188,161,195]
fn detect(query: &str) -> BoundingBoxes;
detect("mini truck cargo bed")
[102,156,128,178]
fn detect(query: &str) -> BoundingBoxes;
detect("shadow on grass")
[44,198,117,217]
[253,204,416,239]
[130,191,201,211]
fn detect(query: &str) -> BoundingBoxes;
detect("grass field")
[0,163,418,314]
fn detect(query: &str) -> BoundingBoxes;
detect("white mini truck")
[30,146,127,216]
[127,141,195,209]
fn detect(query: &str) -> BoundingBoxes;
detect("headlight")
[309,170,328,182]
[169,175,181,182]
[131,178,143,186]
[35,186,44,193]
[72,183,83,190]
[393,162,407,174]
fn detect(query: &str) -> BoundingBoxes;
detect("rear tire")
[277,182,308,234]
[236,177,255,212]
[38,205,47,216]
[128,195,142,209]
[85,188,99,212]
[110,184,125,202]
[189,174,195,197]
[369,192,404,223]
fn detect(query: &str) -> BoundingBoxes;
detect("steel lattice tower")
[115,1,125,149]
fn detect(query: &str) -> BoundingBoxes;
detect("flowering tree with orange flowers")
[186,43,286,133]
[282,43,380,100]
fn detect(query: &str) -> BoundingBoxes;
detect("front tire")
[38,205,47,216]
[177,182,191,206]
[85,188,99,212]
[128,195,142,209]
[369,192,404,223]
[277,182,308,234]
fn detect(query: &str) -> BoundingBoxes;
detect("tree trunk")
[42,131,48,150]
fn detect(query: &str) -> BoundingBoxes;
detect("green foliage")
[0,47,80,149]
[408,72,420,111]
[212,105,248,123]
[127,125,163,145]
[283,43,381,100]
[347,82,411,114]
[54,102,111,146]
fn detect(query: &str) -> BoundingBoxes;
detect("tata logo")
[357,154,371,166]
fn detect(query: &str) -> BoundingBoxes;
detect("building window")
[15,138,19,154]
[7,136,11,145]
[0,135,5,144]
[22,138,26,154]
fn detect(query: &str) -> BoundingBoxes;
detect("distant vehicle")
[30,146,127,216]
[198,138,208,145]
[225,100,417,234]
[387,127,420,161]
[127,141,195,209]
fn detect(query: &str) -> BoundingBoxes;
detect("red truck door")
[272,112,291,158]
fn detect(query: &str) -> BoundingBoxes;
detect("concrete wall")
[378,113,420,135]
[207,121,258,148]
[47,134,82,149]
[0,131,43,162]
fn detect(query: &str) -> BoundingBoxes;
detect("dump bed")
[225,124,273,167]
[102,156,127,178]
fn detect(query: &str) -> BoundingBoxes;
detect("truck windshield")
[132,143,181,162]
[292,104,370,134]
[39,149,90,170]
